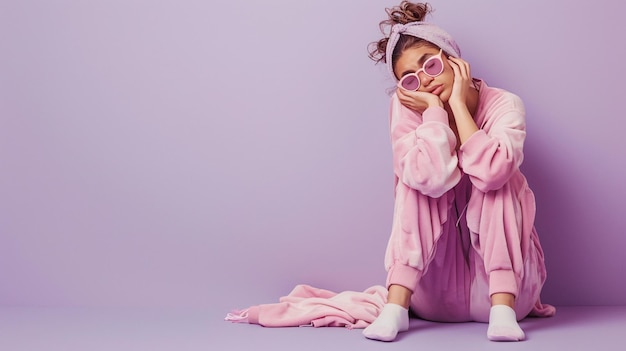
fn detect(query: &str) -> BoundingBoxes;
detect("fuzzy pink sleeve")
[390,94,461,198]
[458,93,526,192]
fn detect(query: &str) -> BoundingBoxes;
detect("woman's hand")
[447,56,472,108]
[396,87,443,112]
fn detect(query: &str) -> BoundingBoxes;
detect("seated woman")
[363,1,555,342]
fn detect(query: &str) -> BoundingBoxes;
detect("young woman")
[363,1,555,342]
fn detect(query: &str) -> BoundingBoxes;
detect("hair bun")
[387,1,432,25]
[368,2,433,64]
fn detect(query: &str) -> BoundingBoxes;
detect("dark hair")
[368,1,436,75]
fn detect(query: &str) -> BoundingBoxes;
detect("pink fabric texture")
[385,79,555,322]
[225,285,387,329]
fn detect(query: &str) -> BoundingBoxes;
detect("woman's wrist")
[428,98,444,109]
[447,98,467,112]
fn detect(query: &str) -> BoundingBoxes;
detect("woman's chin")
[439,91,451,103]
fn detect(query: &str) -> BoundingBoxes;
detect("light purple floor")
[2,306,625,350]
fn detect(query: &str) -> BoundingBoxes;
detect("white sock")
[363,303,409,342]
[487,305,525,341]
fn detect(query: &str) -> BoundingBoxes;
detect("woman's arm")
[447,56,479,144]
[390,94,461,198]
[446,57,525,192]
[458,105,526,192]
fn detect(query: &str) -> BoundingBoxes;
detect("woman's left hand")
[447,56,472,108]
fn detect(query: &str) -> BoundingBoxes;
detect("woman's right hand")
[396,88,443,112]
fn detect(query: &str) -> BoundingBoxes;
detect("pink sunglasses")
[397,49,444,91]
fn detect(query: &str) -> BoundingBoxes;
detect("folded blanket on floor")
[224,284,388,329]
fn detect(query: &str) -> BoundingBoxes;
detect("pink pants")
[386,174,553,322]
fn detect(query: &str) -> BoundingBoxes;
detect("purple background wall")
[0,0,624,309]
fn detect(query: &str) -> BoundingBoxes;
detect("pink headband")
[386,22,461,80]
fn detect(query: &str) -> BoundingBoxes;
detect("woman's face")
[394,45,455,102]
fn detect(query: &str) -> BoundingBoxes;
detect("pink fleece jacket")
[385,79,546,303]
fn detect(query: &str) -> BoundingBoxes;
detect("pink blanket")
[225,285,388,329]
